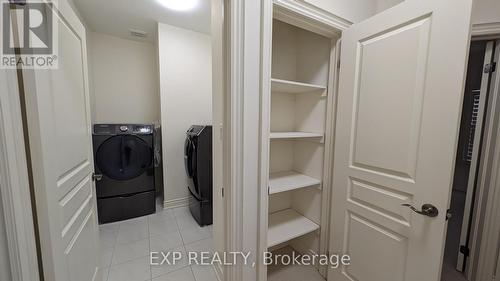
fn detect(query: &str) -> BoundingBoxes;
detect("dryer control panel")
[93,124,153,135]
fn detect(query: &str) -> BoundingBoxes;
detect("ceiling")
[72,0,211,43]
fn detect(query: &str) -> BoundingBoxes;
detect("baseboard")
[213,263,223,281]
[163,196,190,209]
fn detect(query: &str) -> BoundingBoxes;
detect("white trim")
[163,197,190,209]
[0,69,40,280]
[318,38,341,278]
[273,0,351,37]
[225,1,263,281]
[212,263,223,281]
[472,22,500,37]
[257,0,272,279]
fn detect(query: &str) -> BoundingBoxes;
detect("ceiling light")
[157,0,199,11]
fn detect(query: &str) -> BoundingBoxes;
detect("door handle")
[402,203,439,218]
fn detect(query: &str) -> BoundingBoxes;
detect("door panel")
[15,0,100,280]
[352,17,430,180]
[330,0,473,280]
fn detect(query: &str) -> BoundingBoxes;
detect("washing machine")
[93,124,156,223]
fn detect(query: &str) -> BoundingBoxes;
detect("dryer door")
[96,135,153,181]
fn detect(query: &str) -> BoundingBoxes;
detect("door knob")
[402,203,439,218]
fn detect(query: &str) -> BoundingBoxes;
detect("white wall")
[375,0,403,13]
[0,195,12,281]
[158,23,212,207]
[89,32,160,124]
[472,0,500,24]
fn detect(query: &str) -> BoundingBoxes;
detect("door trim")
[472,22,500,39]
[224,0,263,281]
[0,66,40,280]
[456,41,496,272]
[474,39,500,281]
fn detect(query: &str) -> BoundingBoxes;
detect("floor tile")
[184,238,214,254]
[180,225,212,245]
[112,238,149,265]
[107,256,151,281]
[149,216,178,236]
[97,267,109,281]
[99,230,118,249]
[150,232,184,253]
[150,208,176,220]
[175,213,200,231]
[172,207,190,218]
[191,265,218,281]
[100,222,121,234]
[100,246,114,268]
[117,220,149,244]
[152,266,195,281]
[151,246,189,278]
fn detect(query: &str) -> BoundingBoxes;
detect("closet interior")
[265,15,337,280]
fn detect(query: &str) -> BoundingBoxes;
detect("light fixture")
[157,0,199,11]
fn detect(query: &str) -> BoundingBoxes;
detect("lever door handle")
[402,203,439,218]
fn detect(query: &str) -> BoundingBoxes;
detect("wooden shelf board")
[268,209,319,248]
[271,78,326,94]
[269,171,321,194]
[269,132,324,140]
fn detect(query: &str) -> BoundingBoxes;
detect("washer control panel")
[93,124,153,135]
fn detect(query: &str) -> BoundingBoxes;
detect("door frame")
[0,66,40,280]
[456,40,496,272]
[257,1,347,281]
[470,36,500,281]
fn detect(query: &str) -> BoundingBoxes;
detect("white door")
[13,1,100,280]
[329,0,474,280]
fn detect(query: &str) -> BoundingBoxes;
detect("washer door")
[96,135,152,180]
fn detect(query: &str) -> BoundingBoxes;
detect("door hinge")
[446,209,452,221]
[460,245,470,257]
[92,173,103,182]
[485,62,497,73]
[221,187,224,197]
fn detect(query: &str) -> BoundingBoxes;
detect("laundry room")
[3,1,500,281]
[70,0,217,280]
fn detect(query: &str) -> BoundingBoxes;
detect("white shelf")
[271,78,326,94]
[269,171,321,194]
[270,132,323,140]
[268,209,319,247]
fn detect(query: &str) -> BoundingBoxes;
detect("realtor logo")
[1,0,58,68]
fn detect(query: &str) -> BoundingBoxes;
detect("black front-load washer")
[93,124,156,223]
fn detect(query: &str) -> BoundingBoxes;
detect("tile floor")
[98,206,219,281]
[267,247,325,281]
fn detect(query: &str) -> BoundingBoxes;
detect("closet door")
[330,0,473,281]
